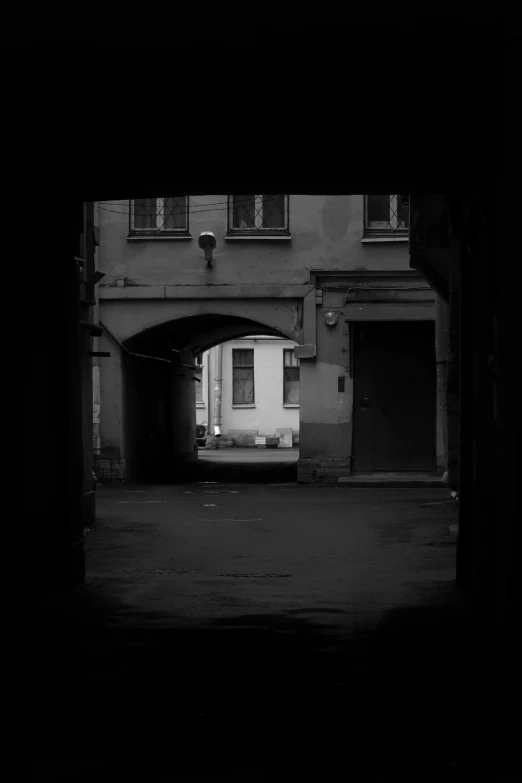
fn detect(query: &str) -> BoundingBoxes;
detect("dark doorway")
[352,321,436,472]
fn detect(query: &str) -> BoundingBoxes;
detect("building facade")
[196,336,300,447]
[94,194,441,484]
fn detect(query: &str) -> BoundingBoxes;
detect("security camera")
[198,231,216,266]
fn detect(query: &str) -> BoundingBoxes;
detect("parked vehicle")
[196,423,207,448]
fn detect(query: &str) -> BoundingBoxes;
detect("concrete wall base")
[205,437,234,449]
[297,457,352,485]
[227,430,258,447]
[207,430,300,448]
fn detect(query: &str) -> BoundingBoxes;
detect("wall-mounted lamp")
[198,231,216,268]
[324,311,339,327]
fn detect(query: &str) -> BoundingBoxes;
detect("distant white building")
[196,336,300,447]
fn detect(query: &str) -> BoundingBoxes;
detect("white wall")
[196,336,299,445]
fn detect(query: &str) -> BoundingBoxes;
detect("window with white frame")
[283,349,300,405]
[228,195,289,235]
[130,197,189,235]
[232,349,255,404]
[364,195,409,236]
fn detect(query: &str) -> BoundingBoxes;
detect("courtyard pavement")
[24,481,518,779]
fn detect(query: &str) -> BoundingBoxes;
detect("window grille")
[228,195,289,234]
[130,197,189,234]
[364,195,409,235]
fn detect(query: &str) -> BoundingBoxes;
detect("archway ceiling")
[124,314,289,358]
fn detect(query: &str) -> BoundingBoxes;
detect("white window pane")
[262,195,285,228]
[134,198,157,229]
[367,194,391,225]
[233,349,254,366]
[163,197,187,230]
[284,350,299,367]
[233,368,254,404]
[284,366,299,403]
[233,195,256,229]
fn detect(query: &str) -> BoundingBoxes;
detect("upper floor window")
[283,349,300,405]
[130,197,189,236]
[364,195,409,237]
[227,195,289,236]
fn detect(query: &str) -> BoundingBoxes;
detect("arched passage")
[98,311,302,483]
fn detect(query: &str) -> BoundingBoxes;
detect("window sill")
[232,403,256,408]
[361,235,409,243]
[127,233,192,241]
[225,234,292,241]
[283,403,300,408]
[196,402,206,408]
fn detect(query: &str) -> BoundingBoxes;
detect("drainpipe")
[213,343,223,437]
[92,287,101,456]
[435,295,450,471]
[207,348,215,435]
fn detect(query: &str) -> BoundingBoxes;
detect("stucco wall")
[97,335,181,481]
[299,311,353,460]
[98,334,124,462]
[96,195,410,287]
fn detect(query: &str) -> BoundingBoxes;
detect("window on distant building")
[227,195,289,235]
[283,349,300,405]
[195,353,204,404]
[232,349,255,404]
[129,197,189,235]
[364,195,409,237]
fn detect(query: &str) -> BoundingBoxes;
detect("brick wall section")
[297,458,352,485]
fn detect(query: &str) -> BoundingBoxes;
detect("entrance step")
[338,473,445,488]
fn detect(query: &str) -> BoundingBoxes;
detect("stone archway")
[98,284,316,351]
[96,301,313,483]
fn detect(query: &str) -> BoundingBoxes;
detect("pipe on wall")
[100,322,171,364]
[170,349,200,369]
[213,343,223,437]
[435,294,450,470]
